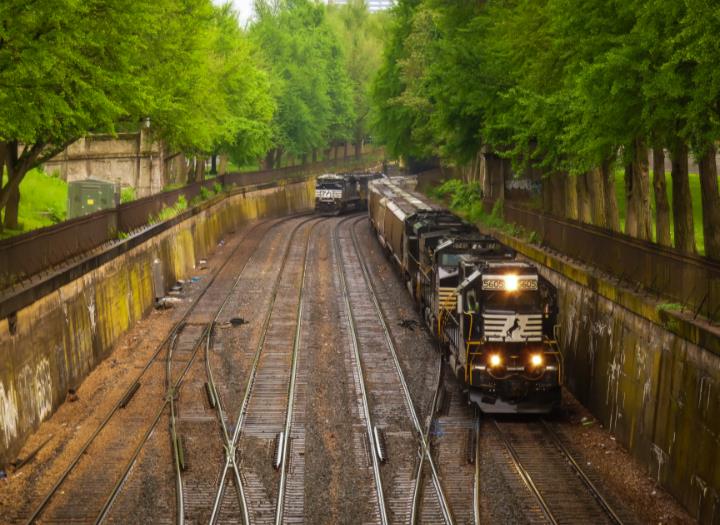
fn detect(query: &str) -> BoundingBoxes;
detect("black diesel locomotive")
[368,176,562,413]
[315,172,383,215]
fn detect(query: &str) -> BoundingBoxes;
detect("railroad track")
[22,216,291,524]
[333,216,452,524]
[207,216,322,525]
[490,417,625,525]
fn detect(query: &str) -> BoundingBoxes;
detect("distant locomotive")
[315,172,384,215]
[368,176,562,414]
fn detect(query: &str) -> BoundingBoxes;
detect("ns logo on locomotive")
[368,176,562,414]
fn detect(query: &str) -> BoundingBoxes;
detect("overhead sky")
[213,0,256,26]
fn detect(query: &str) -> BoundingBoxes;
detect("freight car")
[315,173,361,215]
[368,176,562,413]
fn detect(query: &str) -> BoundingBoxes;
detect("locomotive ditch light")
[529,353,544,368]
[503,274,519,292]
[488,353,503,368]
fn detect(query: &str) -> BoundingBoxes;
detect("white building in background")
[327,0,395,12]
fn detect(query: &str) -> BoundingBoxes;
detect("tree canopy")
[371,0,720,259]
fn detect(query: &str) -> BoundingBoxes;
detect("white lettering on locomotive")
[315,189,343,200]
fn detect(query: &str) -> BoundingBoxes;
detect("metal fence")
[0,151,382,291]
[502,201,720,323]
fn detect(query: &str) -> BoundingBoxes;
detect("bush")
[149,195,188,224]
[213,182,223,195]
[120,186,136,204]
[199,186,213,200]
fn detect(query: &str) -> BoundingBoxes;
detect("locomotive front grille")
[483,313,542,342]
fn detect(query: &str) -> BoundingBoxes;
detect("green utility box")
[67,179,119,219]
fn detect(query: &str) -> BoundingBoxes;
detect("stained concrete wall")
[0,179,315,466]
[43,130,169,197]
[485,227,720,523]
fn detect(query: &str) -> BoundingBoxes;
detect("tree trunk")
[312,149,318,163]
[632,140,652,241]
[577,172,592,223]
[210,154,217,175]
[275,148,283,169]
[551,173,566,217]
[354,140,362,159]
[652,148,671,247]
[698,144,720,259]
[344,142,349,159]
[4,185,20,230]
[196,157,206,181]
[264,149,276,171]
[541,175,553,214]
[624,163,638,237]
[587,169,606,226]
[0,141,27,232]
[218,154,228,175]
[564,172,578,220]
[601,159,621,231]
[301,154,307,165]
[670,143,696,254]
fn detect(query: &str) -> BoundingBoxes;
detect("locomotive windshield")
[482,289,539,313]
[439,253,463,266]
[317,181,343,190]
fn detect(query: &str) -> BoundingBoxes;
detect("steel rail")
[348,216,454,525]
[473,411,481,525]
[208,216,320,525]
[491,418,559,525]
[333,215,390,525]
[541,420,624,525]
[94,324,211,524]
[410,354,444,525]
[274,218,323,525]
[23,217,275,525]
[168,329,184,525]
[99,216,304,524]
[167,217,289,525]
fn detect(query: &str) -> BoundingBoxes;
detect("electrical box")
[67,179,119,219]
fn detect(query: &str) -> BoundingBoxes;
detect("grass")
[149,195,188,224]
[0,168,68,239]
[613,170,708,255]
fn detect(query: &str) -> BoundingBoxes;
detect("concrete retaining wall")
[485,227,720,523]
[0,179,315,465]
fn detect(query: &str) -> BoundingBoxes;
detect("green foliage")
[199,187,213,201]
[327,1,388,146]
[0,168,67,238]
[250,0,356,158]
[213,182,224,195]
[150,195,188,224]
[371,0,720,175]
[120,187,137,204]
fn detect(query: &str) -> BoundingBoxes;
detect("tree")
[0,0,161,230]
[251,0,355,166]
[327,1,387,157]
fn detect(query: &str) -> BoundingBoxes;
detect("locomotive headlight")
[529,353,544,368]
[488,353,503,368]
[504,274,519,292]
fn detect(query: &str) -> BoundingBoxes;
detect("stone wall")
[483,226,720,523]
[43,130,168,197]
[0,179,315,465]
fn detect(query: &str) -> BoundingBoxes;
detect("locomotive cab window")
[317,181,343,190]
[483,289,539,313]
